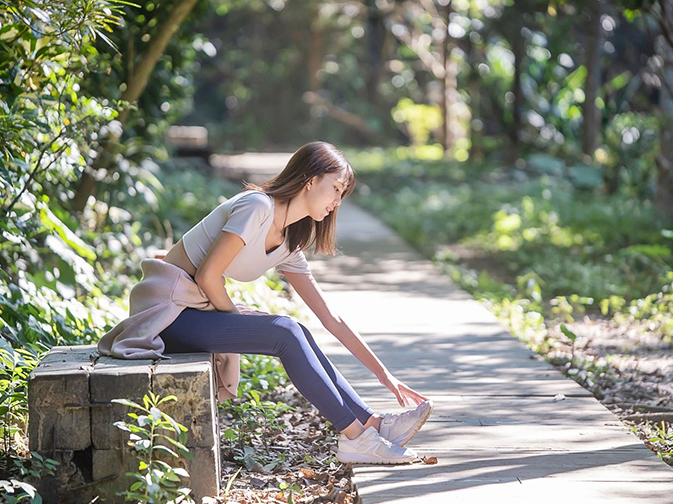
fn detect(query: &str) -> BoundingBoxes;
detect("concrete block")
[154,445,221,502]
[92,447,142,504]
[93,445,220,503]
[90,357,153,450]
[28,346,221,502]
[152,353,218,448]
[33,449,97,504]
[28,346,94,451]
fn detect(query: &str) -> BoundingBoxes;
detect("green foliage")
[0,479,38,504]
[0,346,43,454]
[353,151,673,346]
[643,421,673,465]
[599,112,659,197]
[236,354,289,397]
[277,478,303,503]
[0,0,126,211]
[112,392,196,504]
[391,98,443,147]
[0,451,60,504]
[222,389,295,465]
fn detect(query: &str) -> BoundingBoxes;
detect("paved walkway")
[302,199,673,503]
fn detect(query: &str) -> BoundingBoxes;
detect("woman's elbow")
[194,269,217,291]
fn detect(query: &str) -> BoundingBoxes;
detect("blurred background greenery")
[2,0,673,477]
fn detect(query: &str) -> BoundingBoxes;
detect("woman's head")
[243,141,356,255]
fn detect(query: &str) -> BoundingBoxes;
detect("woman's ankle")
[340,419,366,440]
[363,413,382,432]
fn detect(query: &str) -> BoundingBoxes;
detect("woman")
[98,141,433,465]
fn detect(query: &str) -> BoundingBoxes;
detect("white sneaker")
[379,399,434,446]
[336,426,417,464]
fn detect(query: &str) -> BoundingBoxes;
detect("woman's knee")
[273,316,308,350]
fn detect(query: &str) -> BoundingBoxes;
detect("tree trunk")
[440,2,456,154]
[365,0,386,107]
[303,92,382,143]
[467,38,484,162]
[308,18,324,93]
[656,34,673,222]
[581,0,602,159]
[71,0,202,213]
[505,30,524,166]
[306,9,325,135]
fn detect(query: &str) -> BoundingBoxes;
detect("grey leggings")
[159,309,375,431]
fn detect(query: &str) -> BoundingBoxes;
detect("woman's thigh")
[159,308,298,356]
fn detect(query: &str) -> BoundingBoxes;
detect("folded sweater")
[97,258,249,401]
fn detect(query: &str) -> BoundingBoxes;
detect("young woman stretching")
[98,141,433,464]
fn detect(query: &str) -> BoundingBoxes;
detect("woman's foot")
[336,426,417,464]
[378,399,434,446]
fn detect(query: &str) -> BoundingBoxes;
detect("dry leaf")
[299,467,316,479]
[421,455,438,464]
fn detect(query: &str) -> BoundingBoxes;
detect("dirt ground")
[215,386,357,504]
[547,315,673,461]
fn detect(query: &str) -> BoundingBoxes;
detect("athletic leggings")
[159,309,375,431]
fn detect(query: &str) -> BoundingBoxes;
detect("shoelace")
[372,431,395,449]
[385,408,414,424]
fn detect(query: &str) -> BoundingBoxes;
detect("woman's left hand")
[378,373,428,407]
[233,302,271,316]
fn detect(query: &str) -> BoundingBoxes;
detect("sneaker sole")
[392,400,434,446]
[336,453,416,465]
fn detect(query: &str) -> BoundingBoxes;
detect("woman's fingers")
[400,384,428,405]
[395,387,405,407]
[389,383,405,407]
[382,374,429,407]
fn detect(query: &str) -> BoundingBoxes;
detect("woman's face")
[306,171,349,221]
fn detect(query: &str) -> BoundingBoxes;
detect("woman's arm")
[282,270,429,406]
[281,271,389,377]
[194,231,245,313]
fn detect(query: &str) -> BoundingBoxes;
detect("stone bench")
[28,345,221,504]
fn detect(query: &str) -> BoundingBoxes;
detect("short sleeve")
[275,249,312,275]
[222,193,271,246]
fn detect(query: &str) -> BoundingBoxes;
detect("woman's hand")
[378,372,428,407]
[233,302,271,316]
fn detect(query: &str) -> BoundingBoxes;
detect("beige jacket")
[97,258,267,400]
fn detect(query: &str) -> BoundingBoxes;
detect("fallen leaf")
[298,467,316,479]
[421,456,438,464]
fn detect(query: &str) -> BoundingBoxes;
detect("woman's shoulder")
[229,189,273,210]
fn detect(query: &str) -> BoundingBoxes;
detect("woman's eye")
[335,187,340,193]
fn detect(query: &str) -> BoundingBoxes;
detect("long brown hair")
[242,141,356,255]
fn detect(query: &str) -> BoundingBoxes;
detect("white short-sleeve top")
[181,190,311,282]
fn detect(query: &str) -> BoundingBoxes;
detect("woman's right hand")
[379,372,428,407]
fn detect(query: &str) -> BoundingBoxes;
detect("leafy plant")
[0,451,60,504]
[223,390,294,455]
[112,392,195,504]
[0,346,44,454]
[644,421,673,465]
[277,478,303,504]
[236,354,289,397]
[0,479,38,504]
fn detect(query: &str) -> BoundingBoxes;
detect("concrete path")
[211,152,294,184]
[302,199,673,503]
